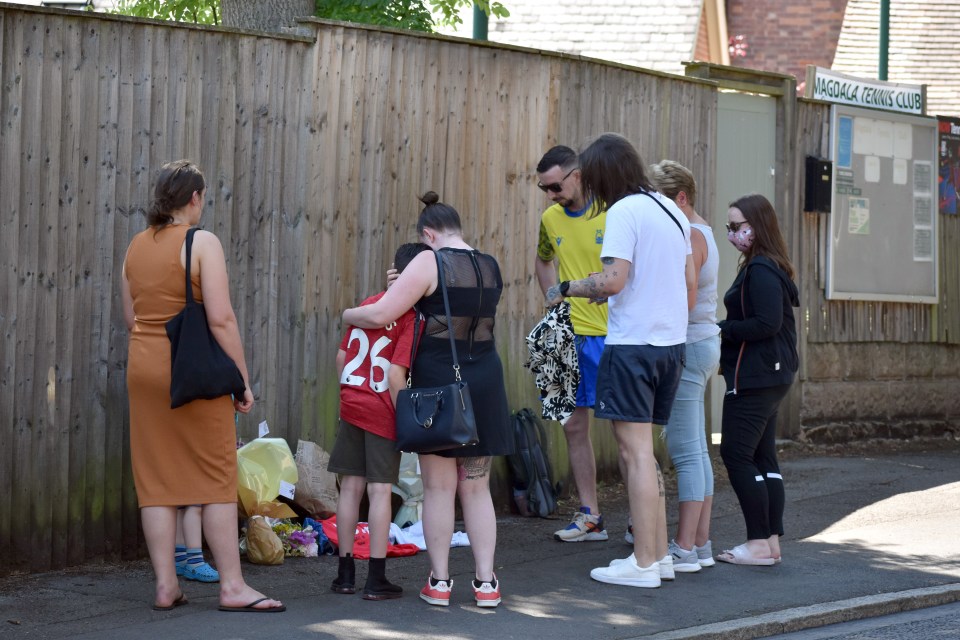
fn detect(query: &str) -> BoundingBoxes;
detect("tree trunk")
[221,0,315,33]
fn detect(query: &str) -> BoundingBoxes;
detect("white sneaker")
[694,540,716,567]
[609,553,674,581]
[659,554,675,581]
[669,540,702,573]
[592,556,661,588]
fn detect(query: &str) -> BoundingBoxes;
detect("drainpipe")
[878,0,890,80]
[473,3,488,40]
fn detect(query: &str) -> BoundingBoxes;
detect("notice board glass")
[827,105,939,303]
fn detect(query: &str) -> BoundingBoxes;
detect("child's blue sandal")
[184,561,220,583]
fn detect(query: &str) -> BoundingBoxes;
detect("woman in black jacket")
[716,194,799,566]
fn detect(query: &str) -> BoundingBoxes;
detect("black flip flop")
[152,592,188,611]
[218,597,286,613]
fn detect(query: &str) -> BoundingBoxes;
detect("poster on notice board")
[939,116,960,215]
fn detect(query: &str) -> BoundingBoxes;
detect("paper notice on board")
[893,159,908,185]
[913,228,933,262]
[914,161,932,193]
[894,122,913,159]
[873,121,893,158]
[864,156,881,182]
[914,195,933,227]
[853,117,875,155]
[848,197,870,235]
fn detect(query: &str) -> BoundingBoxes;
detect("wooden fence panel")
[1,7,722,573]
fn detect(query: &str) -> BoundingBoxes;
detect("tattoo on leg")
[458,456,491,481]
[655,462,665,497]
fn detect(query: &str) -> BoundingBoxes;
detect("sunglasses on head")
[726,221,749,233]
[537,167,578,193]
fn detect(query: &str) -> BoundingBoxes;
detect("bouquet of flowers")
[271,520,320,557]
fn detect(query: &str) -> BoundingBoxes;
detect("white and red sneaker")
[420,574,453,606]
[472,574,501,608]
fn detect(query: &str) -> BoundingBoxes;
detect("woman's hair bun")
[419,191,440,206]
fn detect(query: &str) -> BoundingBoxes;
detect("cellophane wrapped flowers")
[271,520,320,557]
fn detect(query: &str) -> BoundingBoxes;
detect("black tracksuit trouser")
[719,384,792,540]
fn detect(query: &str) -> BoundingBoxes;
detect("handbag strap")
[639,190,685,238]
[405,249,463,385]
[434,250,463,380]
[182,227,198,304]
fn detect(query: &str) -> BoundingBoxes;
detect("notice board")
[826,104,938,303]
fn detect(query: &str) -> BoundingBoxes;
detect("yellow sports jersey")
[537,200,607,336]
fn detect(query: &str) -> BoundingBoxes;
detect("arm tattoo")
[601,256,615,265]
[458,456,492,481]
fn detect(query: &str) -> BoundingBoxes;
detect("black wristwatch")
[558,281,571,297]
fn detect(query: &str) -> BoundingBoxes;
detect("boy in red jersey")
[328,242,429,600]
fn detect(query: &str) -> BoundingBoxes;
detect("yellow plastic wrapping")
[236,438,299,519]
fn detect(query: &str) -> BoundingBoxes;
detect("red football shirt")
[338,292,419,440]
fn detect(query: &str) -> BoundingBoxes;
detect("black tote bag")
[165,228,246,409]
[394,251,479,453]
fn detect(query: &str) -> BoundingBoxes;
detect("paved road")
[1,441,959,640]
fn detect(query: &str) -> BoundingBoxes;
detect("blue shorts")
[594,344,685,424]
[575,335,605,408]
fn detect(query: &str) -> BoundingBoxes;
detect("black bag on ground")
[507,408,558,518]
[166,228,246,409]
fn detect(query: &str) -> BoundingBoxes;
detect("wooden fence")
[0,6,718,573]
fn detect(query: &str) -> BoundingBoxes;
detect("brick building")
[440,0,960,117]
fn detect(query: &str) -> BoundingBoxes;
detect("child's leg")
[331,475,365,593]
[337,476,366,557]
[175,507,188,575]
[366,482,393,559]
[182,505,219,582]
[363,481,402,599]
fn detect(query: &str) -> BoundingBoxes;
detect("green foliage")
[430,0,508,29]
[112,0,220,24]
[315,0,433,32]
[110,0,510,32]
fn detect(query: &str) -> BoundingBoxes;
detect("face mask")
[728,226,754,252]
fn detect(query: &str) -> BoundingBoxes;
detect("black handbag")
[165,228,246,409]
[394,251,479,453]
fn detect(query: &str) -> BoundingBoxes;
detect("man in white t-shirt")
[545,133,694,588]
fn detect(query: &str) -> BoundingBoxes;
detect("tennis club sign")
[806,67,925,115]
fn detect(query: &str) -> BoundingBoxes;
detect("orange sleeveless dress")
[125,225,238,507]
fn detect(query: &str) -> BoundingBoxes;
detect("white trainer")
[591,556,661,588]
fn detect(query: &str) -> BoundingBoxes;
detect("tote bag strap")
[434,250,463,381]
[182,227,198,304]
[405,249,462,385]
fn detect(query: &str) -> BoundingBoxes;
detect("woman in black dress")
[342,192,512,608]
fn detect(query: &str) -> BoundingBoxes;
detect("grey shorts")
[327,418,402,484]
[594,344,685,424]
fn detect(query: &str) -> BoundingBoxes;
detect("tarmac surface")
[1,438,959,640]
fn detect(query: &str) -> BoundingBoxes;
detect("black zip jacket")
[717,255,800,393]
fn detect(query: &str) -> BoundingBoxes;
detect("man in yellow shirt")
[535,146,609,542]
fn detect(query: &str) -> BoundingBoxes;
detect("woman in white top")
[650,160,722,574]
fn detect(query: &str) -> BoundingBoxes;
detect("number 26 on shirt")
[340,328,392,393]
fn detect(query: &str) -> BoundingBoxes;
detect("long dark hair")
[148,160,205,227]
[731,193,795,280]
[578,133,654,215]
[416,191,462,236]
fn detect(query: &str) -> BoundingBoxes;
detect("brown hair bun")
[419,191,440,206]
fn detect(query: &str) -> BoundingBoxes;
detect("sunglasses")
[537,167,578,193]
[726,221,749,233]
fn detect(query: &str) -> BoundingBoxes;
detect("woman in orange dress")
[122,160,284,612]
